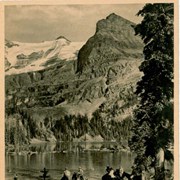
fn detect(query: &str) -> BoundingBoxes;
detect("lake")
[5,142,135,180]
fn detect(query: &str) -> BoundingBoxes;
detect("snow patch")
[5,39,85,75]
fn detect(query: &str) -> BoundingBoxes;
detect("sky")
[5,4,144,43]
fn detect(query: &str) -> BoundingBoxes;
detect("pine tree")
[129,3,174,180]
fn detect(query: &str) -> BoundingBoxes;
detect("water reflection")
[6,142,134,180]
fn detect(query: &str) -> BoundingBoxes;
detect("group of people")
[61,166,143,180]
[61,167,85,180]
[102,166,143,180]
[14,166,144,180]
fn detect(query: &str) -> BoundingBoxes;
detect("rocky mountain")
[77,13,143,72]
[5,13,144,145]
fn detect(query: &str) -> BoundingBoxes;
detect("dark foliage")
[129,3,174,179]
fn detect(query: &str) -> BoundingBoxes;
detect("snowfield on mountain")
[5,38,84,75]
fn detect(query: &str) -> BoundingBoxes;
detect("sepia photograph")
[3,1,177,180]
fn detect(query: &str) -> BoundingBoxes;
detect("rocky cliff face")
[5,13,143,144]
[77,13,143,72]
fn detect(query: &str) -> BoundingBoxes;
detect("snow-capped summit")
[5,38,84,75]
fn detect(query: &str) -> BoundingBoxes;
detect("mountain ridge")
[5,13,143,144]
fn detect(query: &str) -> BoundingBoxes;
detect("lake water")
[5,142,135,180]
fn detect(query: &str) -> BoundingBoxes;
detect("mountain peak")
[106,13,119,19]
[96,13,135,33]
[56,36,70,42]
[5,39,19,48]
[106,13,133,24]
[77,14,143,73]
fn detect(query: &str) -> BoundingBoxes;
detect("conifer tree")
[129,4,174,180]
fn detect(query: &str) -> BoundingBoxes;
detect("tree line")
[5,108,132,147]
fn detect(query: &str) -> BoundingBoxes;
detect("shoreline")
[5,141,130,155]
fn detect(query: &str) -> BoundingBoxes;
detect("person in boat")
[61,168,71,180]
[102,167,119,180]
[78,167,84,176]
[72,172,77,180]
[130,165,142,180]
[72,167,84,180]
[108,168,119,180]
[102,166,111,180]
[14,173,18,180]
[78,167,84,180]
[114,167,131,180]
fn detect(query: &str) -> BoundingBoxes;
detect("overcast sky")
[5,4,144,42]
